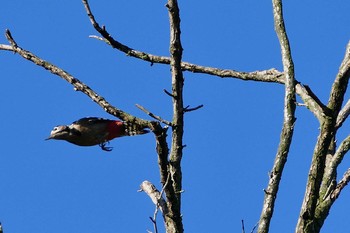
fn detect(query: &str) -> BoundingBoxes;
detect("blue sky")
[1,1,350,232]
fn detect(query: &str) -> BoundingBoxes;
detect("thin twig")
[242,220,259,233]
[88,35,111,45]
[149,216,158,233]
[160,172,171,199]
[241,219,245,233]
[250,221,259,233]
[183,104,204,113]
[164,89,175,98]
[136,104,173,126]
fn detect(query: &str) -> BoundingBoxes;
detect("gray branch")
[258,0,296,232]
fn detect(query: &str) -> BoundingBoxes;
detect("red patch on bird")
[106,121,125,140]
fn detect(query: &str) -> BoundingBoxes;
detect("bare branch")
[325,134,350,187]
[149,217,158,233]
[0,44,13,51]
[139,180,168,217]
[336,98,350,129]
[297,41,350,233]
[81,1,286,82]
[331,168,350,200]
[79,0,332,125]
[250,222,259,233]
[241,219,245,233]
[3,29,151,130]
[136,104,173,126]
[296,84,328,120]
[152,123,171,194]
[88,35,109,43]
[332,135,350,169]
[183,104,204,113]
[140,174,171,233]
[241,220,259,233]
[166,0,185,232]
[328,41,350,115]
[258,0,296,232]
[163,89,175,98]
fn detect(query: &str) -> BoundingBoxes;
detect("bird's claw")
[100,142,113,151]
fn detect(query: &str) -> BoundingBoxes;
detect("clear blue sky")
[1,1,350,232]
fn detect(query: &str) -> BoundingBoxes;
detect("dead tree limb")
[257,0,296,232]
[3,29,151,129]
[296,39,350,233]
[163,0,185,232]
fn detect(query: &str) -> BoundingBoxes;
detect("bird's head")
[46,125,70,140]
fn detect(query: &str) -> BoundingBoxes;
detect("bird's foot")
[100,142,113,151]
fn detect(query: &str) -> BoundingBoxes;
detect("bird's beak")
[45,136,52,140]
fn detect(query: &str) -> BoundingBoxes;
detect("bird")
[46,117,149,151]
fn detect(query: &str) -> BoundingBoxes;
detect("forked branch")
[296,34,350,233]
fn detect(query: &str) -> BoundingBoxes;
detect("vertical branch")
[258,0,296,232]
[165,0,184,232]
[296,41,350,233]
[311,136,350,230]
[327,42,350,116]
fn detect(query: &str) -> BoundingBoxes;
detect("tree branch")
[328,41,350,116]
[258,1,296,232]
[183,104,204,113]
[331,168,350,200]
[3,29,151,131]
[80,1,329,125]
[0,44,13,51]
[296,114,334,233]
[323,134,350,192]
[336,98,350,129]
[165,0,185,232]
[296,38,350,233]
[311,134,350,229]
[296,84,328,120]
[136,104,173,126]
[82,0,284,83]
[139,180,169,218]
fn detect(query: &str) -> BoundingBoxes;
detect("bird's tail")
[124,122,150,136]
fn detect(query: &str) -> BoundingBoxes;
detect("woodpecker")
[46,117,149,151]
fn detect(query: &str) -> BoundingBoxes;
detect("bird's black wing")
[72,117,112,126]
